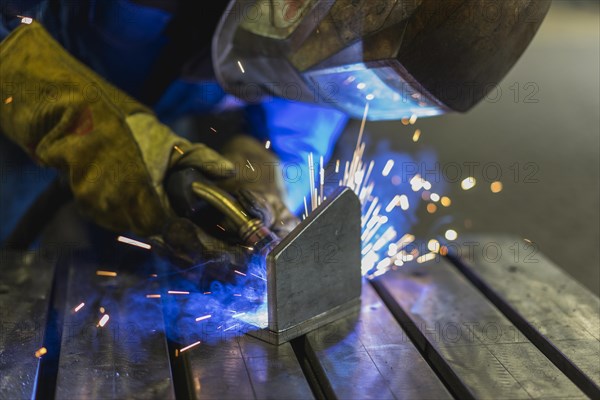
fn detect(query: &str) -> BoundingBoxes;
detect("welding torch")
[166,167,280,254]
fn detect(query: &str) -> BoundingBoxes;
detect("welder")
[0,1,550,265]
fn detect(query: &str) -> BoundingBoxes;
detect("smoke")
[155,252,269,346]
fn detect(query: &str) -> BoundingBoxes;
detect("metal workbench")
[1,233,598,399]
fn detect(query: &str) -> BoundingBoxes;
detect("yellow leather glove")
[0,21,235,237]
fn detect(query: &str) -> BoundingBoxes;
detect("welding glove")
[0,22,235,242]
[153,136,300,268]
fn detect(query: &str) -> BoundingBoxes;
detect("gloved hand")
[0,22,235,250]
[152,135,301,268]
[219,135,300,238]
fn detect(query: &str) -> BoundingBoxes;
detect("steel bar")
[373,256,587,399]
[174,318,314,399]
[302,282,452,400]
[449,234,600,398]
[0,250,56,398]
[54,255,175,399]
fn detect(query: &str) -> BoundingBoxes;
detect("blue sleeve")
[245,98,349,215]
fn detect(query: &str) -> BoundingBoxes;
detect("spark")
[99,307,105,314]
[146,294,161,298]
[397,233,416,248]
[319,156,325,206]
[234,270,247,276]
[98,314,110,327]
[210,127,217,133]
[265,140,271,149]
[417,253,436,263]
[216,224,226,231]
[430,193,440,202]
[117,236,151,249]
[149,274,158,278]
[366,93,375,101]
[410,174,426,191]
[357,82,366,90]
[523,238,533,244]
[74,302,85,312]
[441,196,452,207]
[250,272,267,281]
[401,117,410,125]
[246,159,255,172]
[4,96,13,104]
[180,341,201,352]
[237,60,245,73]
[173,145,184,155]
[203,291,212,295]
[491,181,503,193]
[224,324,239,332]
[373,227,396,251]
[335,159,340,173]
[461,177,476,190]
[412,129,421,142]
[387,243,398,256]
[168,290,190,295]
[426,203,437,214]
[308,153,316,210]
[382,159,394,176]
[399,195,409,210]
[20,16,33,24]
[303,196,309,219]
[385,195,400,212]
[35,347,47,358]
[96,270,117,277]
[409,114,418,125]
[195,315,212,322]
[427,239,440,253]
[445,229,458,241]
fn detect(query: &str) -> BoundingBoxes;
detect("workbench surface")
[1,235,598,399]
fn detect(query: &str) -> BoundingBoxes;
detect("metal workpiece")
[0,250,56,399]
[2,232,599,398]
[452,235,600,398]
[247,187,362,345]
[182,334,314,399]
[304,283,452,400]
[373,257,587,400]
[55,256,175,400]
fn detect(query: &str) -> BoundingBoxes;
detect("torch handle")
[166,168,275,248]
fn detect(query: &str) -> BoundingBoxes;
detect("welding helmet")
[213,0,550,120]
